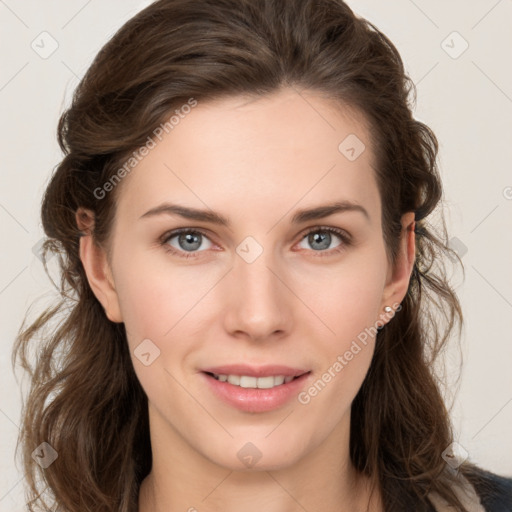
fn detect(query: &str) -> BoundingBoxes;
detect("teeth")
[227,375,240,386]
[213,374,296,388]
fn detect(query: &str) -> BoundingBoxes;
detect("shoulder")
[468,467,512,512]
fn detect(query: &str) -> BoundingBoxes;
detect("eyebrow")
[139,200,370,226]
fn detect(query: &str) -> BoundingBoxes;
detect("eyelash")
[159,226,352,260]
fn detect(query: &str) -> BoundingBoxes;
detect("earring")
[384,306,393,313]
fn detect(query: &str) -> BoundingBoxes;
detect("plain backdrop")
[0,1,511,509]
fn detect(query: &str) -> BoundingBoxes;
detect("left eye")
[296,227,346,252]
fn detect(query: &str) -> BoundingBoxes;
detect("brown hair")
[12,0,483,510]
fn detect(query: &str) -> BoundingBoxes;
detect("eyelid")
[299,225,352,244]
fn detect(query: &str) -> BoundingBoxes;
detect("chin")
[202,436,307,472]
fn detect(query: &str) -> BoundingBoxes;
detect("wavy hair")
[13,0,483,510]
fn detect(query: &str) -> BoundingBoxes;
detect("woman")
[12,0,512,511]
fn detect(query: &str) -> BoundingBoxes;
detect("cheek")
[292,247,387,398]
[113,246,220,340]
[112,256,211,398]
[294,250,388,340]
[295,274,382,417]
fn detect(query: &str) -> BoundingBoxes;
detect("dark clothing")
[472,468,512,512]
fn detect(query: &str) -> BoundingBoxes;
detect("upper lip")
[201,364,310,378]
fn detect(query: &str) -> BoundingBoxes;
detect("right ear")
[76,208,123,323]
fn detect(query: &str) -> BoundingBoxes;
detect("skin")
[77,87,415,512]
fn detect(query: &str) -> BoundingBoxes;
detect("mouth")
[200,369,313,413]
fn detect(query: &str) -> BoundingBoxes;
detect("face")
[81,87,413,472]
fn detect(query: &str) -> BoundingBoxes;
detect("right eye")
[161,228,214,258]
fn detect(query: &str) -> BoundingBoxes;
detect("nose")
[223,247,292,342]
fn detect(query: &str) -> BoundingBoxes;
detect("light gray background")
[1,1,511,509]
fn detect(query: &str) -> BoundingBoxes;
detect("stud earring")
[384,306,393,313]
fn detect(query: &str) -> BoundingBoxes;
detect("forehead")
[114,88,380,224]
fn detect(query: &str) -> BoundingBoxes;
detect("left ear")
[380,211,416,311]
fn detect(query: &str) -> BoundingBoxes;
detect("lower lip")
[201,372,312,413]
